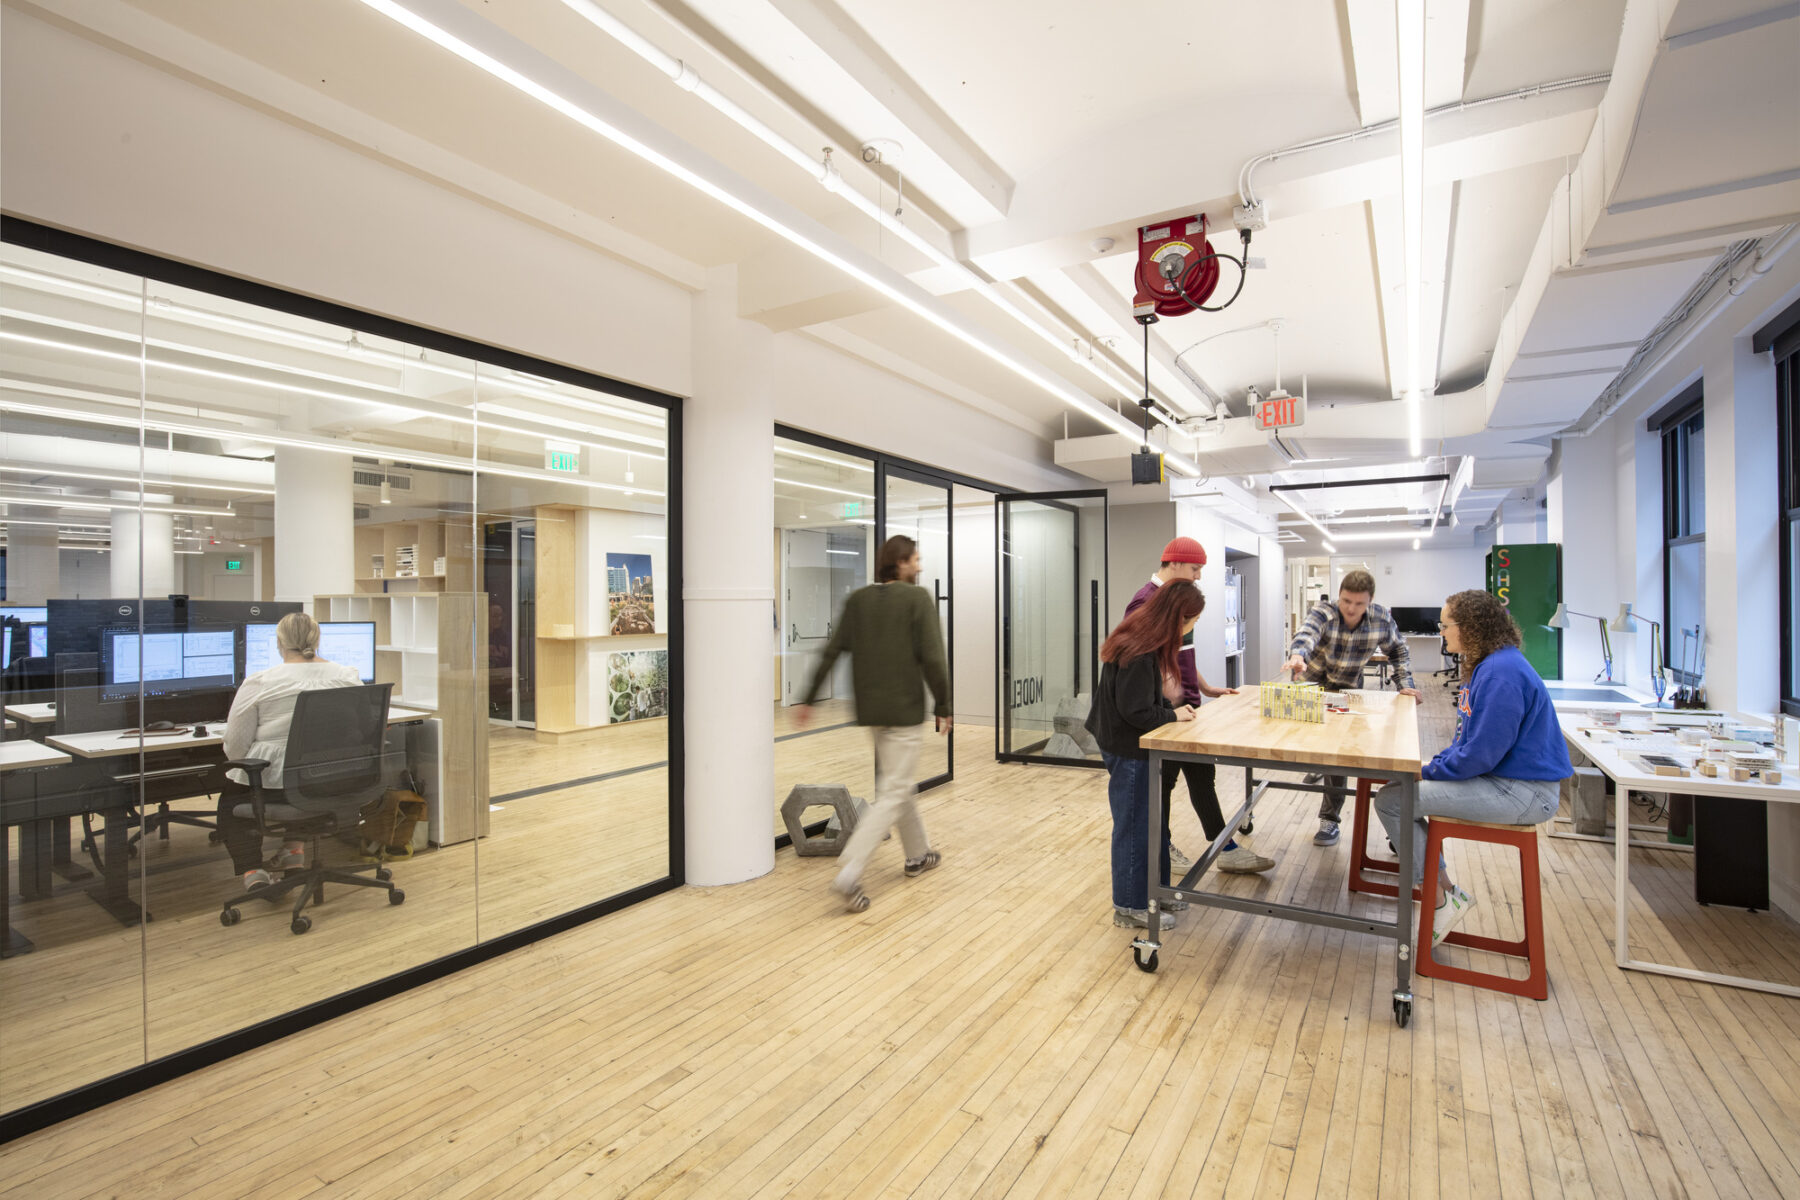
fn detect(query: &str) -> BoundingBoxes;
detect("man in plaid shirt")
[1282,568,1423,847]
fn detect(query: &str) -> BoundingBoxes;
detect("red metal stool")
[1416,817,1549,1001]
[1347,779,1421,901]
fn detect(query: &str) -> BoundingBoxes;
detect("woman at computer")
[219,612,362,891]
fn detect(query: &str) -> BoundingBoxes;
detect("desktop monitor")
[1389,606,1442,636]
[25,624,46,659]
[0,606,48,625]
[1,627,10,668]
[100,626,238,700]
[243,621,377,683]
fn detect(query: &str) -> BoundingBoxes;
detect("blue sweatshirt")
[1424,645,1572,782]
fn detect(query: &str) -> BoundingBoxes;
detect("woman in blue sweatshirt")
[1374,588,1572,944]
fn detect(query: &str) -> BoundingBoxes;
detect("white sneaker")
[1169,845,1194,873]
[1218,846,1275,874]
[1113,906,1177,931]
[1432,886,1476,945]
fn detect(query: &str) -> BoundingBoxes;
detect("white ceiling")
[12,0,1793,531]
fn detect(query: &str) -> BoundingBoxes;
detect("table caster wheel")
[1240,817,1254,835]
[375,867,393,882]
[1393,998,1412,1028]
[219,907,241,927]
[388,889,405,906]
[1133,946,1159,973]
[291,915,312,935]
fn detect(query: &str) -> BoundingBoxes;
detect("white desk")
[4,703,57,726]
[1403,634,1444,675]
[0,742,71,772]
[47,705,433,759]
[1557,710,1800,998]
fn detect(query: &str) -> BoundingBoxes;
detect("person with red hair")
[1085,578,1204,929]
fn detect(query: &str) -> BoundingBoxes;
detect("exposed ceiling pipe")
[1565,228,1795,436]
[559,0,1197,449]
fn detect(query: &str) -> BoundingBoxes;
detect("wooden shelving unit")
[313,589,489,844]
[352,519,475,594]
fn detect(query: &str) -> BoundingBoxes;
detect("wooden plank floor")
[7,683,1800,1197]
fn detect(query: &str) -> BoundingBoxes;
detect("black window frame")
[1779,335,1800,716]
[1656,387,1705,686]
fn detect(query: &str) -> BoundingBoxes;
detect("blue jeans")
[1104,753,1172,910]
[1373,774,1561,886]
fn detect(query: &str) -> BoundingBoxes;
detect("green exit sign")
[225,560,243,571]
[545,442,580,474]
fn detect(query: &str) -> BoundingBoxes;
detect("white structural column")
[1706,339,1780,718]
[5,508,60,603]
[110,505,175,598]
[685,265,776,886]
[1548,433,1622,684]
[273,447,354,602]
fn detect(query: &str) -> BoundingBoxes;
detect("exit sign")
[1254,392,1306,431]
[545,442,580,473]
[225,560,243,571]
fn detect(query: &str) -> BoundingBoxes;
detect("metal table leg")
[1392,777,1415,1027]
[1133,750,1165,972]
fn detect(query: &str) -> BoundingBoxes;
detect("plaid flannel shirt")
[1287,601,1413,690]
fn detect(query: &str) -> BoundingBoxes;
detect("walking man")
[1125,537,1273,875]
[797,535,952,912]
[1283,568,1422,846]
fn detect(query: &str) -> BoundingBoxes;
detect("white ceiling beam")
[1051,264,1221,417]
[958,81,1597,285]
[656,0,1014,225]
[23,0,708,290]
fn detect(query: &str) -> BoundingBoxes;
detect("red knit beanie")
[1161,537,1207,566]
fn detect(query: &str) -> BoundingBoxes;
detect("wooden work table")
[1142,690,1423,776]
[1138,688,1425,1026]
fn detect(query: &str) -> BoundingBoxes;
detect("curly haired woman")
[1374,588,1571,944]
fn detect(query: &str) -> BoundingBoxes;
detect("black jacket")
[1086,653,1178,760]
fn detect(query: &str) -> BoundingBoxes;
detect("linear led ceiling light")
[356,0,1201,473]
[0,465,274,495]
[1396,0,1426,457]
[559,0,1198,427]
[0,491,234,517]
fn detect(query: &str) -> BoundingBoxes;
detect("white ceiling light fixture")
[1396,0,1426,458]
[0,465,275,496]
[1333,528,1435,543]
[1412,537,1421,550]
[0,491,233,517]
[1322,539,1338,553]
[1274,489,1334,542]
[356,0,1201,473]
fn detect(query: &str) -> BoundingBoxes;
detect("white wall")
[951,491,996,724]
[1105,502,1175,628]
[58,551,111,598]
[1373,546,1487,608]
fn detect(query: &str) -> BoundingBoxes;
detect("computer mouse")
[193,724,208,737]
[145,720,175,732]
[46,701,56,710]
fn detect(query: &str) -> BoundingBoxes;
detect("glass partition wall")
[770,432,985,835]
[0,230,678,1121]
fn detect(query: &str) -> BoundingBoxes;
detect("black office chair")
[219,683,403,934]
[1436,637,1461,689]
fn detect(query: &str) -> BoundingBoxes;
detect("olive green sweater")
[801,581,952,727]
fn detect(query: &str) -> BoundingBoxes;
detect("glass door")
[998,491,1108,766]
[883,467,954,790]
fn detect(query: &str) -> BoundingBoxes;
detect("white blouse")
[222,659,363,787]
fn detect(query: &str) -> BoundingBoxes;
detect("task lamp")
[1545,604,1614,683]
[1609,604,1668,706]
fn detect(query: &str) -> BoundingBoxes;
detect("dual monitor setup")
[1,606,50,668]
[98,621,377,700]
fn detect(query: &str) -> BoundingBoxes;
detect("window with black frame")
[1780,340,1800,715]
[1661,397,1705,688]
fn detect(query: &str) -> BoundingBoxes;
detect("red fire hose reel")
[1132,215,1221,322]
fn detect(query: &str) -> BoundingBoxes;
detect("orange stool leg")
[1416,821,1549,1001]
[1347,780,1420,900]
